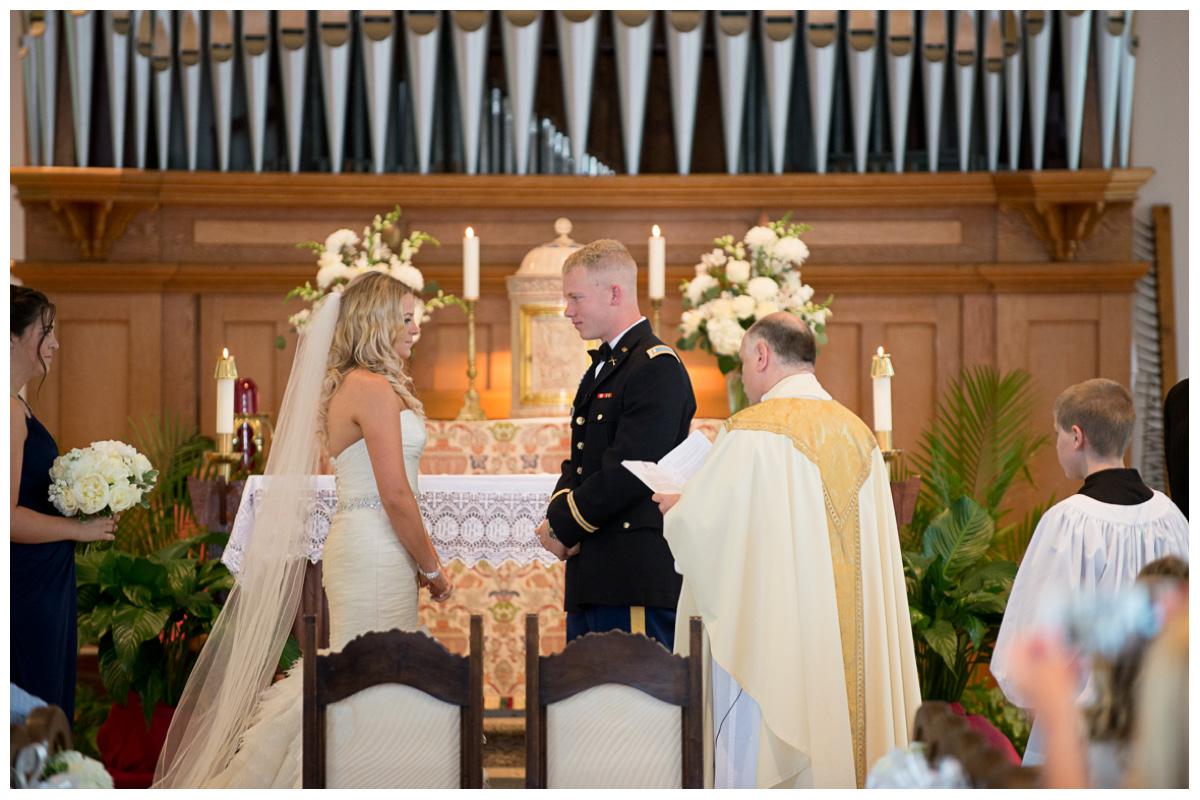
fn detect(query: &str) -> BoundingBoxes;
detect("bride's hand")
[417,571,429,589]
[428,571,453,603]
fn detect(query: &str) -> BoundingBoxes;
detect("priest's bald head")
[739,312,816,405]
[562,239,642,344]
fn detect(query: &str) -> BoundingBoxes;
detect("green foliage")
[72,683,111,760]
[114,412,214,555]
[959,684,1031,757]
[76,531,234,728]
[278,635,302,673]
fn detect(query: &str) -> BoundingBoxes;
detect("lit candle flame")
[877,346,885,357]
[465,226,475,238]
[223,347,229,359]
[652,224,661,237]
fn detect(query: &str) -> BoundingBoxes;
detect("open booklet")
[622,430,713,494]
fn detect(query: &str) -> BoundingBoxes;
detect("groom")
[537,239,696,648]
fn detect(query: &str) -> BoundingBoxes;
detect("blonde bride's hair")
[318,271,425,451]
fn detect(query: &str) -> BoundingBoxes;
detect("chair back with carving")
[525,614,703,789]
[301,614,484,788]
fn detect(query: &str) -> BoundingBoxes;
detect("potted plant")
[75,530,233,788]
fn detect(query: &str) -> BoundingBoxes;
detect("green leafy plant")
[115,412,214,555]
[905,496,1018,702]
[959,684,1032,757]
[75,531,234,727]
[72,683,111,760]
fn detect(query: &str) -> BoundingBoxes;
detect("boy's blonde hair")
[1052,378,1135,459]
[561,238,637,283]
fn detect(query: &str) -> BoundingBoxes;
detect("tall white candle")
[872,346,893,432]
[648,224,665,299]
[216,348,235,434]
[463,226,480,300]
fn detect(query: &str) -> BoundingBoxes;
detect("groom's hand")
[537,519,570,561]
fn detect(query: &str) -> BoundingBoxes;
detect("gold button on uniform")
[577,442,584,450]
[576,467,582,474]
[597,414,604,420]
[576,416,584,425]
[622,522,630,529]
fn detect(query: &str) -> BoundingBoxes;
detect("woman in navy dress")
[10,286,117,723]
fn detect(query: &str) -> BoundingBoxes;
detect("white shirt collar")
[761,372,831,402]
[607,317,647,350]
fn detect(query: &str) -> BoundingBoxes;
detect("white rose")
[50,481,79,517]
[108,480,139,513]
[685,274,718,306]
[732,295,757,319]
[707,317,747,357]
[755,300,782,320]
[743,226,778,249]
[679,309,703,336]
[98,455,128,484]
[747,276,780,302]
[724,259,751,284]
[49,456,69,482]
[774,236,809,266]
[324,229,359,254]
[133,453,153,482]
[68,451,102,482]
[391,264,425,293]
[74,474,111,515]
[708,296,735,321]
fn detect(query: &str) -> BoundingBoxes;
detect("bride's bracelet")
[419,563,442,581]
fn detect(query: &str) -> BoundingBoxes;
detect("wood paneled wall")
[12,169,1150,517]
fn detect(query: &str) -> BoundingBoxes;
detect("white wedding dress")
[205,410,462,788]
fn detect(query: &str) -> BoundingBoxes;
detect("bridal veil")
[154,291,341,787]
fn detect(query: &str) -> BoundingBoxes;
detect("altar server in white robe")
[991,378,1189,766]
[656,313,921,789]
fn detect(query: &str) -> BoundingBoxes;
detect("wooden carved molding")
[1000,199,1107,261]
[45,199,157,260]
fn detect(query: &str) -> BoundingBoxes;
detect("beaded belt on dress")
[334,493,384,514]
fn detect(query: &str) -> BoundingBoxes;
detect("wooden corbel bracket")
[46,199,158,260]
[999,199,1107,262]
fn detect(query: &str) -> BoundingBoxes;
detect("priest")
[656,312,921,789]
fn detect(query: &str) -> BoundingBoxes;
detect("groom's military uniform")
[546,318,696,647]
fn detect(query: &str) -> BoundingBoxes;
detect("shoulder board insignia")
[647,345,680,361]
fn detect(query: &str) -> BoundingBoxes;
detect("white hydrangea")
[316,262,343,289]
[679,309,703,336]
[746,276,780,302]
[391,263,425,292]
[685,273,719,306]
[755,300,782,320]
[724,259,751,284]
[732,295,757,319]
[708,296,736,321]
[324,229,358,253]
[317,249,343,269]
[774,236,809,265]
[707,317,747,357]
[743,226,778,249]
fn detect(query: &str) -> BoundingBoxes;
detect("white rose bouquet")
[287,205,464,335]
[38,750,115,789]
[47,440,157,522]
[677,215,832,411]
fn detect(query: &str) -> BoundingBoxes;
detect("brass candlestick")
[208,432,242,482]
[650,297,663,338]
[456,298,486,420]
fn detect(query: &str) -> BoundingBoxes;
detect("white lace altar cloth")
[222,473,560,576]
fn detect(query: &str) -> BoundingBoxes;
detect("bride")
[154,271,452,788]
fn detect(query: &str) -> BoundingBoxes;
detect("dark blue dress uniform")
[546,319,696,648]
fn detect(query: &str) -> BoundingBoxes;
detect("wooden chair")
[301,614,484,789]
[912,701,1040,789]
[525,614,703,789]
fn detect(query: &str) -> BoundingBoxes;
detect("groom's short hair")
[562,239,637,286]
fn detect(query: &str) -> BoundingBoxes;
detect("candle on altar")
[215,348,238,435]
[871,346,894,436]
[463,227,480,300]
[648,224,665,299]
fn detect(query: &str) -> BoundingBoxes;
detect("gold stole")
[726,398,876,788]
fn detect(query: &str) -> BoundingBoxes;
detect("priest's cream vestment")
[665,373,921,788]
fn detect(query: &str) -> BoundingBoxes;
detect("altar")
[226,417,726,710]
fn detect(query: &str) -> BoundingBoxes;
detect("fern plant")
[115,412,214,555]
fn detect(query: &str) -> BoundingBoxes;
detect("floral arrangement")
[286,205,463,332]
[39,750,115,789]
[47,441,157,521]
[677,215,832,377]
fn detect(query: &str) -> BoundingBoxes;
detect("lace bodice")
[330,409,426,501]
